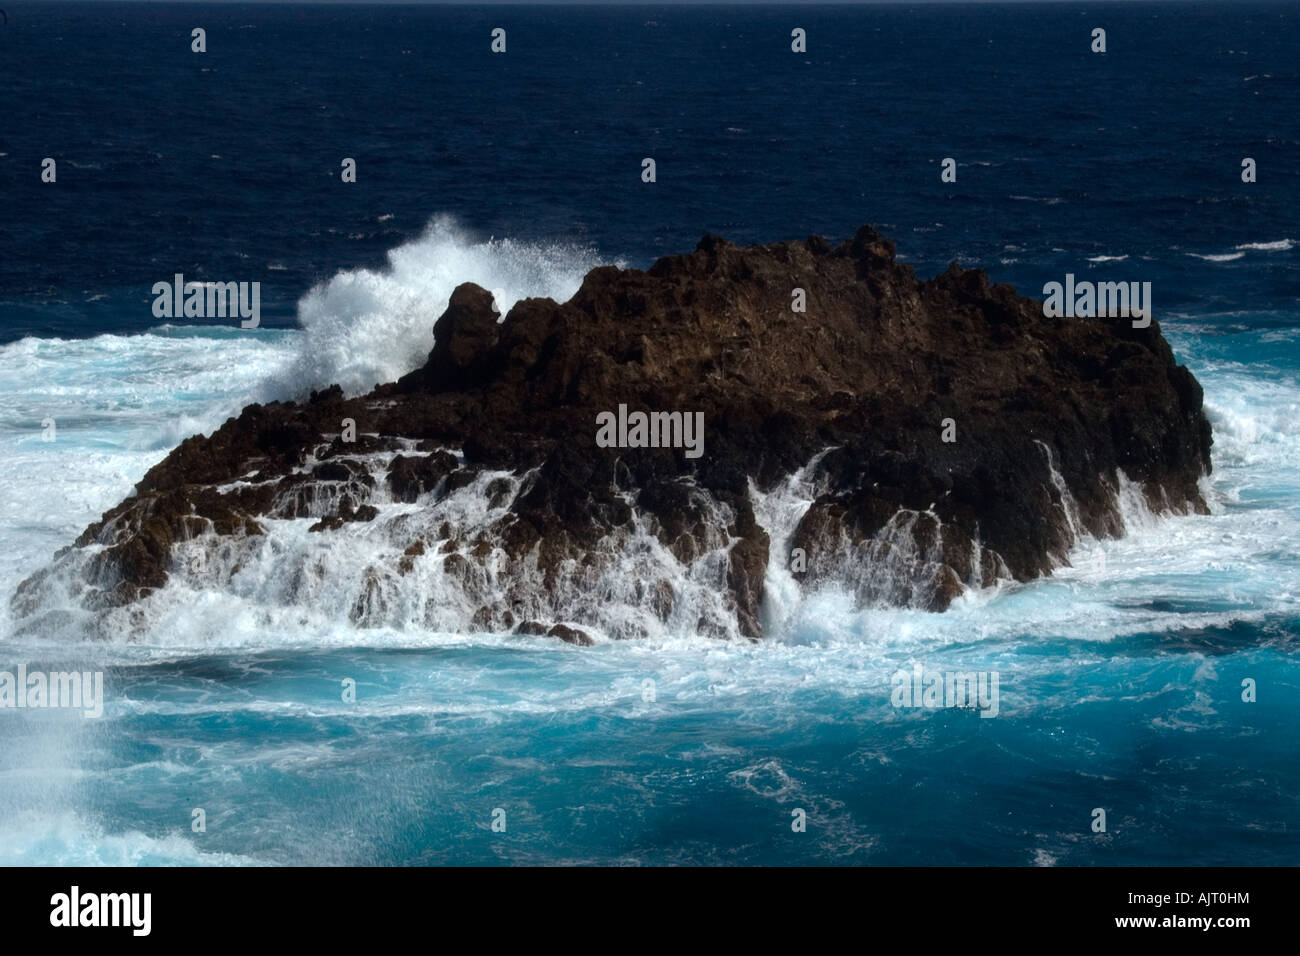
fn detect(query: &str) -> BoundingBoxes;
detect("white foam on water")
[750,449,833,638]
[0,328,299,623]
[1187,252,1247,262]
[0,811,261,867]
[1233,239,1294,251]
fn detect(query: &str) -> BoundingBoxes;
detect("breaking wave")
[273,215,611,399]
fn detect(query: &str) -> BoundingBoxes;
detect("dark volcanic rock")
[11,226,1212,641]
[547,624,594,646]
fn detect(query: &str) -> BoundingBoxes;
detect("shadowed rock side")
[12,226,1212,642]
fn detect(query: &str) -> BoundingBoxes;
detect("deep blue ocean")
[0,2,1297,865]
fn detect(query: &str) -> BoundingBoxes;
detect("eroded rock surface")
[11,226,1212,641]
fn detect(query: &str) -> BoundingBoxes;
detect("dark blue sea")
[0,1,1297,865]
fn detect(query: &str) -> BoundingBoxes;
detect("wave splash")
[271,215,610,399]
